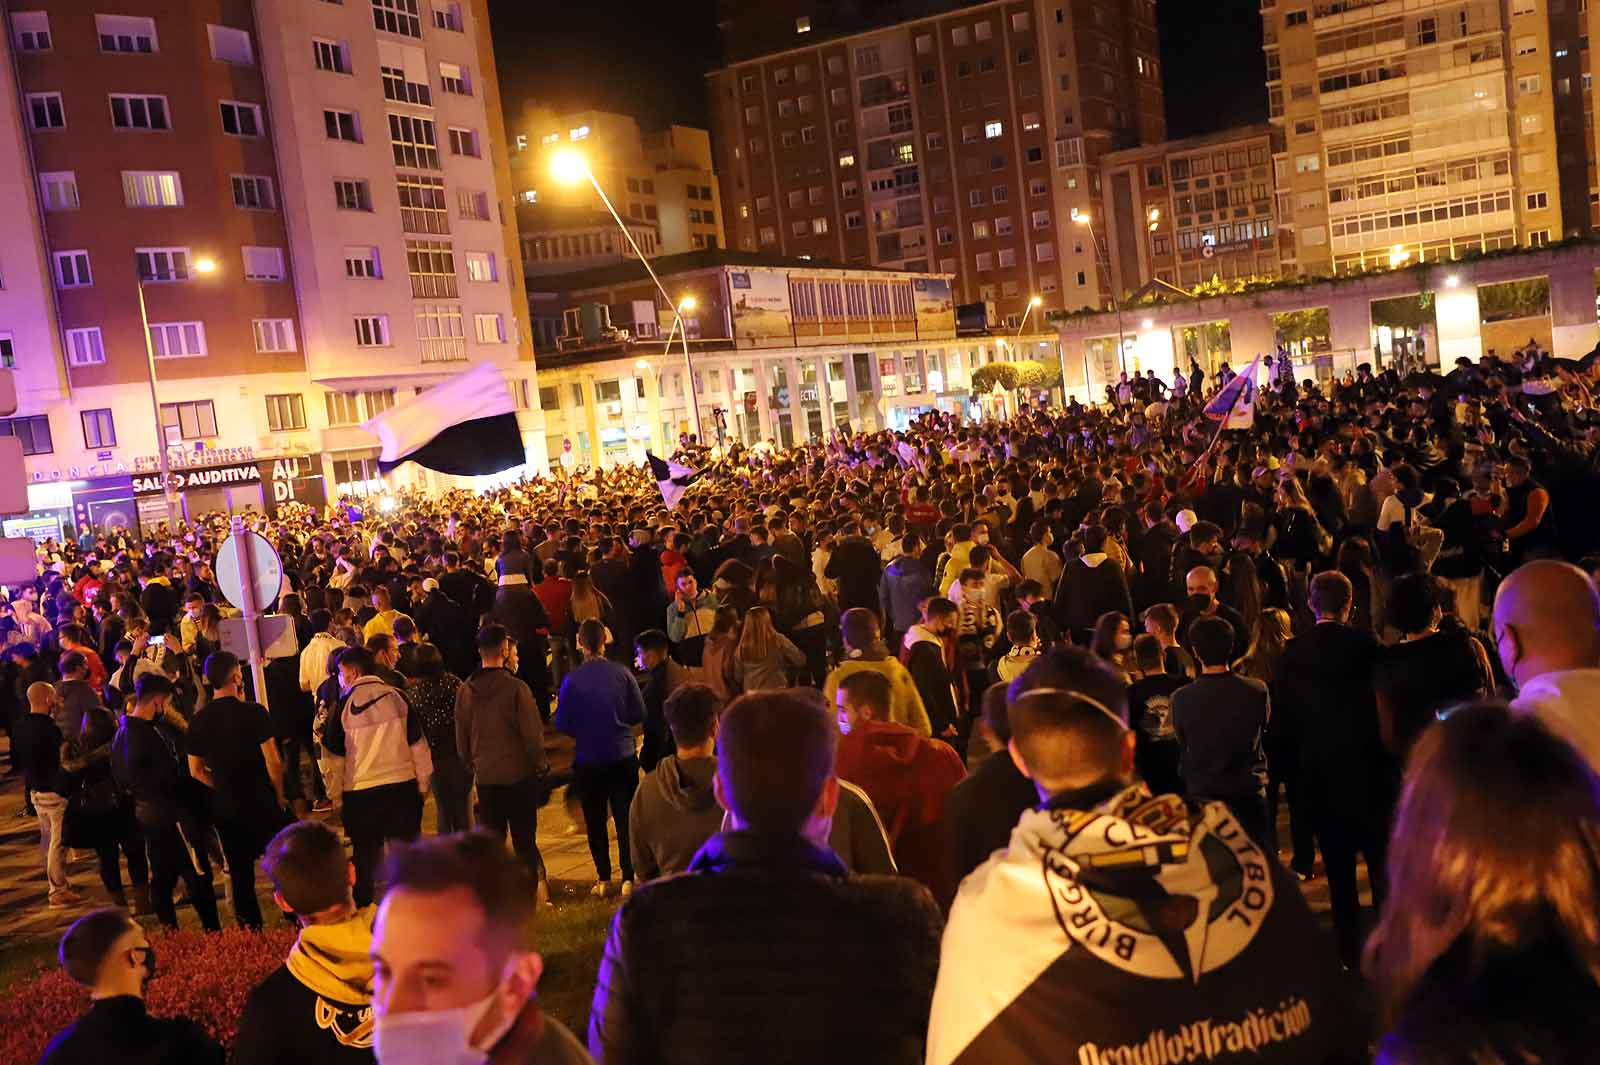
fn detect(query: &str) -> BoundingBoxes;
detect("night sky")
[485,0,1265,139]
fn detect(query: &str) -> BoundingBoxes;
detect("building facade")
[1265,0,1580,275]
[1098,124,1292,295]
[707,0,1164,331]
[1,0,543,536]
[508,108,726,255]
[527,249,1059,468]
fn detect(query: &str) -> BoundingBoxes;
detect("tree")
[1370,293,1434,331]
[1013,359,1050,389]
[1273,307,1329,345]
[970,362,1019,393]
[1478,278,1551,323]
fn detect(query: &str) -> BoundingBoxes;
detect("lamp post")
[137,254,216,528]
[1072,208,1126,380]
[551,148,703,440]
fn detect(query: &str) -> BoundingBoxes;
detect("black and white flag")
[648,452,702,510]
[363,363,526,476]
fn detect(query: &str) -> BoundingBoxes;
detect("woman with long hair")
[700,606,743,704]
[1236,606,1291,682]
[1366,702,1600,1062]
[1220,549,1264,645]
[1087,611,1134,676]
[1273,475,1331,570]
[771,554,830,687]
[1337,536,1379,636]
[733,606,805,692]
[568,570,613,640]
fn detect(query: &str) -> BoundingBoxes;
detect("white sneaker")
[589,880,609,898]
[536,880,552,908]
[619,880,633,898]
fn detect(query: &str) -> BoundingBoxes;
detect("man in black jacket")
[1053,524,1132,644]
[234,820,374,1065]
[111,674,221,931]
[588,690,944,1065]
[139,560,180,637]
[826,520,885,617]
[944,681,1038,890]
[42,908,222,1065]
[1273,570,1392,969]
[13,681,82,908]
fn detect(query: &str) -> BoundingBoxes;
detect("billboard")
[913,277,956,337]
[729,269,793,347]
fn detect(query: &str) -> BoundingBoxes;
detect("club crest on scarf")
[1036,788,1274,983]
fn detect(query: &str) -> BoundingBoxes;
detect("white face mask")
[374,987,504,1065]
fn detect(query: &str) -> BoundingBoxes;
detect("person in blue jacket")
[555,618,646,897]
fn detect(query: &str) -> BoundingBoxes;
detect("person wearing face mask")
[234,820,376,1065]
[371,833,592,1065]
[588,690,943,1065]
[40,907,223,1065]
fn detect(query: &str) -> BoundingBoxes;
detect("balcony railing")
[420,337,467,363]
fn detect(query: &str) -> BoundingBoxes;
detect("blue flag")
[1203,355,1262,430]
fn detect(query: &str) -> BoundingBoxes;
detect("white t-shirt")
[1376,494,1407,533]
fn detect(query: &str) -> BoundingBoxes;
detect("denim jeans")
[33,790,70,898]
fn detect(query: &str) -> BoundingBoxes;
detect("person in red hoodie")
[834,670,966,906]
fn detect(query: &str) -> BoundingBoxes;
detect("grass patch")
[535,894,619,1037]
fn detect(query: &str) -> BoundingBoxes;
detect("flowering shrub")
[0,925,295,1063]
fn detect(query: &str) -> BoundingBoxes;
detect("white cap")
[1175,509,1199,534]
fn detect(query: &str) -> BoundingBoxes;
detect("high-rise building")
[1,0,542,528]
[1098,124,1290,295]
[508,108,727,257]
[1265,0,1585,276]
[707,0,1164,329]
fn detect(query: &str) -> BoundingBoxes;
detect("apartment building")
[522,248,1043,464]
[0,0,542,533]
[1099,124,1291,294]
[707,0,1164,330]
[1265,0,1580,276]
[509,107,726,255]
[254,0,542,484]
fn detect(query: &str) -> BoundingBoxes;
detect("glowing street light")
[551,148,702,438]
[1069,208,1126,377]
[138,253,219,525]
[1146,206,1161,231]
[1388,243,1411,269]
[1444,274,1460,288]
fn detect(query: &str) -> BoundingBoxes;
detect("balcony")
[420,337,467,363]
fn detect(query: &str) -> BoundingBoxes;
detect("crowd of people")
[18,340,1600,1064]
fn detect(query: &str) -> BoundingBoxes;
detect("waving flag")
[1203,354,1262,431]
[363,362,525,476]
[648,452,702,510]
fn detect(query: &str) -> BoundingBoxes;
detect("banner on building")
[262,456,328,517]
[913,277,956,338]
[131,461,261,496]
[729,269,793,348]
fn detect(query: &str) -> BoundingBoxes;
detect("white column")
[1433,281,1483,365]
[1548,258,1600,357]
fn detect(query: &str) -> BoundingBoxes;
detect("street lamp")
[551,147,702,439]
[1388,243,1411,269]
[1072,208,1127,379]
[137,254,217,528]
[1146,206,1161,231]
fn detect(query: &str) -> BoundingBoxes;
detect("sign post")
[216,518,283,712]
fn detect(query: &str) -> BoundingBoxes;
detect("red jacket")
[836,719,966,906]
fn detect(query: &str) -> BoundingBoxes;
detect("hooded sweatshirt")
[903,625,961,737]
[824,655,932,737]
[232,907,376,1065]
[927,786,1359,1065]
[321,675,433,793]
[454,666,547,787]
[836,719,966,905]
[629,754,722,881]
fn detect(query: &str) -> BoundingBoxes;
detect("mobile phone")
[148,635,165,647]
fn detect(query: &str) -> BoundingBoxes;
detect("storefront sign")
[263,457,327,516]
[130,446,255,474]
[132,461,261,496]
[799,385,820,404]
[3,516,62,544]
[30,445,257,483]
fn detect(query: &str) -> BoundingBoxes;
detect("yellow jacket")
[824,656,932,737]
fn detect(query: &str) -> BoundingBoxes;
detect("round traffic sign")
[215,530,283,611]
